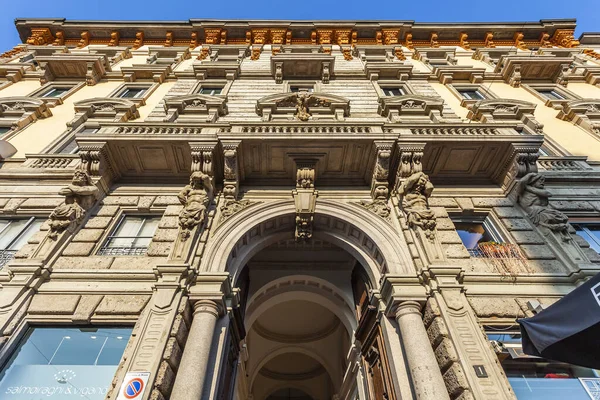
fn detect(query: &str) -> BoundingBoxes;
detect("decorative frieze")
[256,92,349,122]
[557,100,600,136]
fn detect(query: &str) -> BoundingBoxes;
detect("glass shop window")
[382,87,405,96]
[98,215,160,256]
[452,217,503,256]
[40,87,72,98]
[458,89,486,100]
[0,218,42,269]
[116,87,147,99]
[537,90,566,100]
[486,330,600,400]
[572,223,600,253]
[197,87,222,95]
[0,327,132,400]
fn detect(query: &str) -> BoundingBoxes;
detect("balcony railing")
[96,246,148,256]
[0,250,17,269]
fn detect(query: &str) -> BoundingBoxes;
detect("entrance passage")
[231,236,397,400]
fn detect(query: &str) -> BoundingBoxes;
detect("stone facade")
[0,18,598,400]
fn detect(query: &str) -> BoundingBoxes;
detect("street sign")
[116,372,150,400]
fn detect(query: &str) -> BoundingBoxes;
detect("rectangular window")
[537,90,566,100]
[0,218,42,269]
[383,87,405,96]
[486,330,599,400]
[0,127,10,136]
[40,87,72,98]
[572,223,600,253]
[0,327,132,400]
[198,87,222,95]
[99,215,160,256]
[117,87,147,99]
[58,139,79,154]
[458,89,486,100]
[290,86,314,93]
[452,216,503,256]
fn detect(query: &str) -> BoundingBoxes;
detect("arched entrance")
[199,200,415,399]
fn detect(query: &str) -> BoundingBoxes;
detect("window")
[0,127,11,136]
[0,327,132,400]
[458,89,486,100]
[537,90,566,100]
[382,87,405,96]
[0,218,42,269]
[40,87,71,98]
[98,215,160,256]
[572,223,600,253]
[452,216,504,256]
[486,330,599,400]
[197,87,222,95]
[290,86,314,93]
[116,87,147,99]
[58,139,79,155]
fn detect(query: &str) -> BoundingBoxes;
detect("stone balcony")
[67,121,543,188]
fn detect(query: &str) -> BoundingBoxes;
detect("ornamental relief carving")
[177,171,214,240]
[397,172,436,240]
[557,100,600,136]
[256,92,349,122]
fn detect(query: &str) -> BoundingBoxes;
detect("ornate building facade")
[0,18,598,400]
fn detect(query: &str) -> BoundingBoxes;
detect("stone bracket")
[370,141,394,201]
[222,140,241,200]
[392,142,426,193]
[292,158,318,241]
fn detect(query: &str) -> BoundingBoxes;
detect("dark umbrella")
[518,273,600,369]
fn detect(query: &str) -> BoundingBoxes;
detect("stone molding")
[256,92,350,122]
[163,93,227,123]
[557,99,600,136]
[378,94,445,123]
[468,99,544,134]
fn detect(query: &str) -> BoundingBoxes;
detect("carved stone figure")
[177,171,213,240]
[397,172,436,240]
[516,173,569,236]
[276,93,331,122]
[49,170,99,238]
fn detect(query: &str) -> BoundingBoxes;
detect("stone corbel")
[393,143,426,188]
[511,145,539,179]
[468,99,544,134]
[508,64,521,87]
[370,141,393,200]
[222,141,241,200]
[292,159,318,241]
[557,100,600,136]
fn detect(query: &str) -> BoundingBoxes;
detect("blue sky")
[1,0,599,51]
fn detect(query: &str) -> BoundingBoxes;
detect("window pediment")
[434,66,485,84]
[364,61,412,81]
[378,94,444,122]
[0,97,52,122]
[256,92,350,121]
[557,99,600,136]
[163,94,228,122]
[74,98,139,120]
[468,99,543,134]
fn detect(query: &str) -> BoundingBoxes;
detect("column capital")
[394,300,423,319]
[192,299,221,318]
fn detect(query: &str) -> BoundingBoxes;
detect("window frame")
[282,80,319,94]
[374,81,414,98]
[451,213,508,256]
[27,82,84,107]
[0,321,136,391]
[107,83,158,106]
[522,83,581,109]
[570,221,600,253]
[447,84,497,108]
[97,213,161,256]
[189,80,232,97]
[0,217,42,269]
